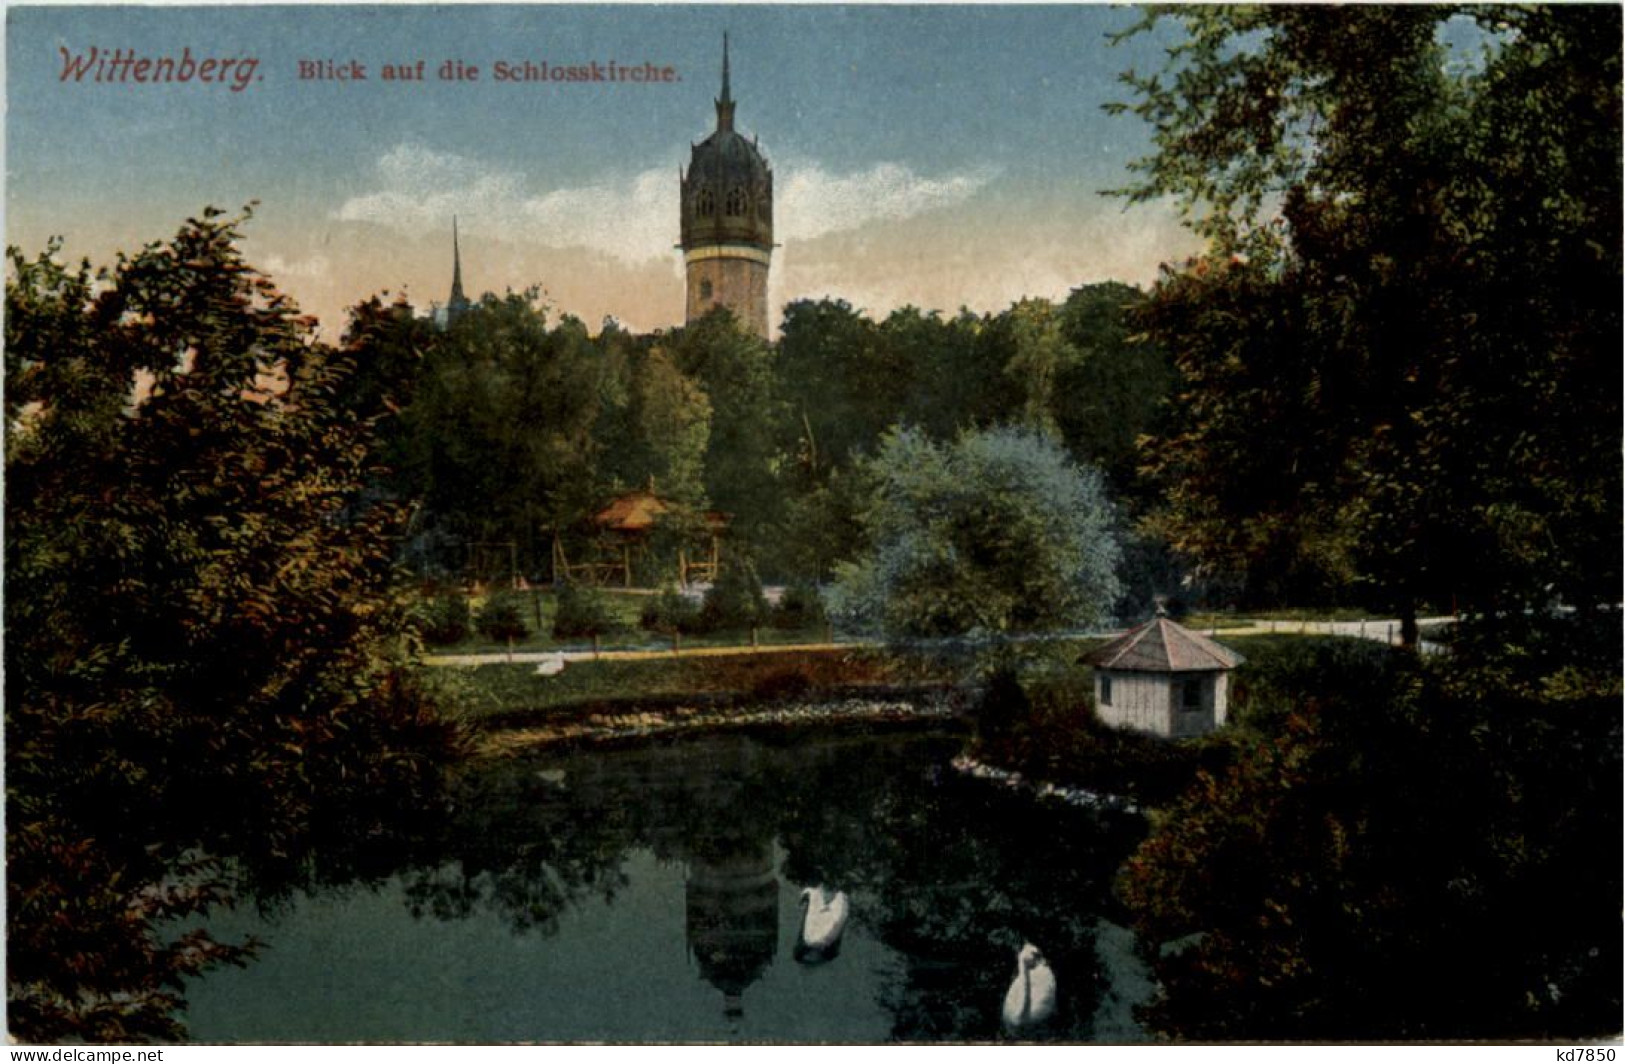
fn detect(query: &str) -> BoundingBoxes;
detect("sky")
[6,4,1204,337]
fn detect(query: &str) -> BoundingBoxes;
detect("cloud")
[777,161,997,242]
[259,252,331,280]
[334,143,997,264]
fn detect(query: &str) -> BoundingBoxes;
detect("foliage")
[1114,6,1622,633]
[638,584,704,636]
[831,426,1122,639]
[670,309,785,552]
[1119,642,1621,1039]
[415,592,472,647]
[5,211,459,1041]
[698,558,770,633]
[1225,635,1405,736]
[475,590,530,642]
[550,583,622,640]
[771,581,828,631]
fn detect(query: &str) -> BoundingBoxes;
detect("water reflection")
[685,838,778,1019]
[186,729,1147,1042]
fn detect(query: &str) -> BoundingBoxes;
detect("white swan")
[1002,942,1057,1033]
[533,654,566,677]
[794,886,850,964]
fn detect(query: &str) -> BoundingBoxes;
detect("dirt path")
[422,615,1456,669]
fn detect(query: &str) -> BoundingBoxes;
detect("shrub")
[551,583,620,639]
[699,560,769,633]
[1228,636,1406,736]
[476,590,529,642]
[750,665,816,703]
[639,584,703,635]
[417,593,472,646]
[771,581,828,630]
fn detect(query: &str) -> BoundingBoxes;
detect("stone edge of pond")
[473,692,966,757]
[950,754,1143,816]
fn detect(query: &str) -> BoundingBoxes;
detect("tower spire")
[444,216,470,325]
[449,216,467,308]
[715,33,735,132]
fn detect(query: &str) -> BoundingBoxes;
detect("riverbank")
[475,690,963,757]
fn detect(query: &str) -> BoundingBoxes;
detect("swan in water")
[1002,942,1057,1034]
[794,886,850,964]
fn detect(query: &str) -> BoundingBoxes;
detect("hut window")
[1181,678,1204,710]
[726,187,748,216]
[696,189,716,218]
[699,279,714,301]
[1099,675,1113,707]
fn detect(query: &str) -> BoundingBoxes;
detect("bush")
[771,581,827,630]
[972,664,1032,748]
[476,591,529,642]
[551,583,620,639]
[417,594,472,646]
[639,584,703,635]
[1228,636,1406,736]
[699,560,769,633]
[750,665,815,703]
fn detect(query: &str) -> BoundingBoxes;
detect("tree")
[830,426,1121,638]
[671,309,786,557]
[5,210,457,1040]
[1119,640,1621,1039]
[385,292,606,573]
[1113,6,1622,637]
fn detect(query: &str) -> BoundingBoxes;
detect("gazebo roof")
[593,488,726,534]
[1080,615,1245,673]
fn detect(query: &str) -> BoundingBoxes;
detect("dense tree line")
[1104,3,1622,1040]
[1114,5,1621,637]
[5,211,462,1040]
[350,282,1172,610]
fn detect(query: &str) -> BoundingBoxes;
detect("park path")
[421,615,1456,668]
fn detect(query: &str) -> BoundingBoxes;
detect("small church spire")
[715,33,735,132]
[450,216,467,307]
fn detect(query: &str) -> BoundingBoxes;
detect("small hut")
[553,480,727,587]
[1080,612,1245,739]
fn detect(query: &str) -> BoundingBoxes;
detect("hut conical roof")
[1080,616,1245,673]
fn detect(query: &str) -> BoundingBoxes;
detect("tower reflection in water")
[684,832,779,1020]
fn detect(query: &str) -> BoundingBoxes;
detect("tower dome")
[679,34,773,337]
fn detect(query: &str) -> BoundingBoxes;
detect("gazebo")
[1079,612,1245,738]
[553,480,727,588]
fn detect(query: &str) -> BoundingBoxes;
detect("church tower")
[445,216,472,324]
[680,35,773,338]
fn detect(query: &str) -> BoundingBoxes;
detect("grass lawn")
[424,646,959,725]
[1201,606,1384,624]
[419,587,833,656]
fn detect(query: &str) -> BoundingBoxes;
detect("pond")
[182,728,1155,1042]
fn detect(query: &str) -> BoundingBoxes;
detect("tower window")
[696,189,716,219]
[699,279,713,301]
[726,187,748,217]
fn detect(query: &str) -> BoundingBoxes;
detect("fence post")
[1387,622,1394,645]
[593,632,601,661]
[674,630,682,656]
[751,626,759,650]
[1360,618,1367,639]
[507,635,514,664]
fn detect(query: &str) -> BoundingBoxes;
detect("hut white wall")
[1096,670,1232,739]
[1095,671,1175,736]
